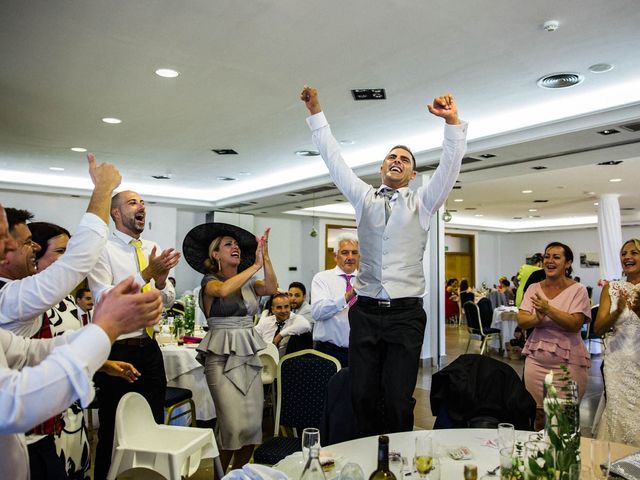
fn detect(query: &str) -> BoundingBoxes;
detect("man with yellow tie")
[88,190,180,480]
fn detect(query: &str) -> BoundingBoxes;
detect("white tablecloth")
[490,306,519,353]
[161,344,216,421]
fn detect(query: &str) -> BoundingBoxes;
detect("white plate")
[274,452,344,480]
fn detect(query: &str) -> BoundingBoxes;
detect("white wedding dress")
[597,280,640,447]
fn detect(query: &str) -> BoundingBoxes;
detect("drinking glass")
[524,440,551,479]
[302,427,321,461]
[414,435,434,478]
[389,453,407,479]
[497,423,516,453]
[340,462,365,480]
[590,439,610,479]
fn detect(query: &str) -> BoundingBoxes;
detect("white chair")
[107,392,224,480]
[260,342,280,419]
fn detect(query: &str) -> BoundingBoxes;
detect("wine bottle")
[369,436,397,480]
[301,446,326,480]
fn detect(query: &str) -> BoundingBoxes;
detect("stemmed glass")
[302,427,321,462]
[414,435,435,479]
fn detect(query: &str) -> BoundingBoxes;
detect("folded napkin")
[223,464,289,480]
[182,335,203,344]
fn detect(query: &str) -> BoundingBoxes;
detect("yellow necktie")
[130,239,154,337]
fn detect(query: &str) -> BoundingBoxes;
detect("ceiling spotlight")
[70,147,87,152]
[522,190,533,194]
[588,63,614,74]
[102,117,122,124]
[442,210,452,223]
[295,150,320,157]
[155,68,180,78]
[49,166,65,171]
[309,227,318,237]
[537,73,584,89]
[216,176,237,181]
[609,178,622,183]
[542,20,560,32]
[453,199,464,203]
[597,129,620,136]
[528,209,538,212]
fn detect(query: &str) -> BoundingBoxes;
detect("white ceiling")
[1,0,640,231]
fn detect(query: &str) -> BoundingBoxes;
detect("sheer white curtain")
[597,194,622,280]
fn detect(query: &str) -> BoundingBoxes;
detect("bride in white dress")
[595,238,640,447]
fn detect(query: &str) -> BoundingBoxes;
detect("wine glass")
[389,452,407,479]
[497,423,515,453]
[302,427,321,462]
[340,462,365,480]
[414,435,434,479]
[590,439,610,479]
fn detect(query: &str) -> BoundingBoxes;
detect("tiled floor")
[107,324,605,478]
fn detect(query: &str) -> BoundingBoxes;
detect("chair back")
[115,392,157,448]
[274,349,341,435]
[477,297,494,332]
[463,301,481,332]
[260,342,280,385]
[588,304,600,340]
[460,291,475,305]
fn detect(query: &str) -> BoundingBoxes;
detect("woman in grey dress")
[183,223,277,472]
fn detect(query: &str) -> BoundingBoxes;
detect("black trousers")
[93,340,167,480]
[348,300,426,436]
[314,340,349,367]
[28,435,67,480]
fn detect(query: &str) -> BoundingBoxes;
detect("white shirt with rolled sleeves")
[88,230,175,340]
[0,324,111,480]
[0,213,108,337]
[311,267,357,348]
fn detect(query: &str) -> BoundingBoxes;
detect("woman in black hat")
[183,223,277,471]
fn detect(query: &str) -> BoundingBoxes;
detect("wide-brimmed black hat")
[182,222,257,275]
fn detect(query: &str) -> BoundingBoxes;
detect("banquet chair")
[108,392,224,480]
[586,304,603,352]
[164,386,197,427]
[253,349,341,466]
[260,342,280,420]
[463,299,501,355]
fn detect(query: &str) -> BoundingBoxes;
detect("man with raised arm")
[0,199,163,479]
[301,86,467,435]
[88,190,180,480]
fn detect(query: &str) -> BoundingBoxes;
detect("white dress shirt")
[0,213,108,337]
[88,230,176,340]
[293,301,313,324]
[0,324,110,480]
[311,267,356,348]
[254,313,311,345]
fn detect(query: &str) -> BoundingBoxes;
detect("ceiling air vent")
[211,149,238,155]
[620,121,640,132]
[351,89,386,101]
[537,73,584,89]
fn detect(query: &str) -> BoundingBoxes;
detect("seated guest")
[445,278,459,323]
[0,195,161,478]
[288,281,313,324]
[500,278,515,305]
[459,279,475,306]
[255,292,311,356]
[311,232,359,367]
[75,288,94,323]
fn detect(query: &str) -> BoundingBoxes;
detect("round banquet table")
[274,429,639,479]
[160,343,216,422]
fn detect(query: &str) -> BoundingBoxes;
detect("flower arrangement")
[525,365,580,479]
[500,442,525,479]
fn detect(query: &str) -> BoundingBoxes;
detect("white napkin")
[223,464,289,480]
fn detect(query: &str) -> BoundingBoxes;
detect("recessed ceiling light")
[533,200,548,203]
[589,63,614,74]
[49,166,65,171]
[597,129,620,136]
[479,153,496,159]
[339,139,355,145]
[513,216,523,219]
[528,209,538,212]
[151,174,171,180]
[70,147,87,152]
[609,178,622,183]
[239,171,252,176]
[102,117,122,124]
[216,176,237,181]
[295,150,320,157]
[522,190,533,194]
[155,68,180,78]
[453,199,464,202]
[465,207,476,211]
[594,202,599,206]
[597,160,623,165]
[211,149,238,155]
[531,166,547,170]
[474,214,483,217]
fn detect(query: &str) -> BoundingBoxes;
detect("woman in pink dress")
[517,242,591,429]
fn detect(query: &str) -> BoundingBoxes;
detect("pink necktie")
[343,274,357,307]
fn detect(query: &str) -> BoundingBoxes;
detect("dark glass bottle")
[369,436,397,480]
